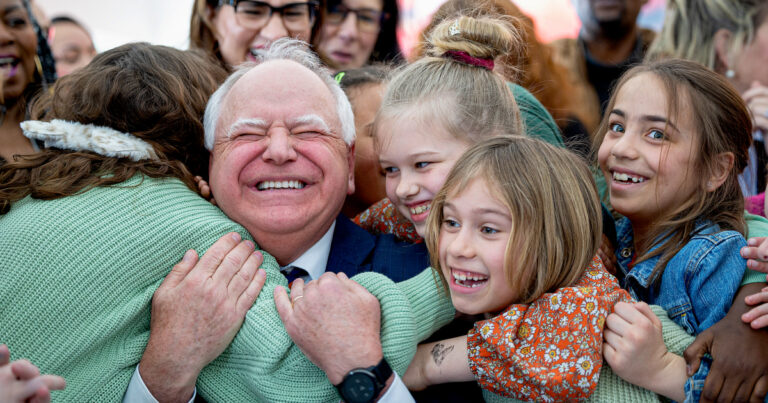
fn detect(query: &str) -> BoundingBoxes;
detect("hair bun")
[426,15,523,62]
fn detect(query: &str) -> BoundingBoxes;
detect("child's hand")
[743,81,768,133]
[597,234,618,275]
[742,286,768,328]
[194,176,217,205]
[0,344,66,403]
[603,302,685,402]
[740,236,768,274]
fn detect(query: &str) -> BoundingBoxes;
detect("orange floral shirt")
[354,198,422,243]
[467,256,633,402]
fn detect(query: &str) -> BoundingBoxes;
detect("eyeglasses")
[219,0,319,32]
[325,3,387,33]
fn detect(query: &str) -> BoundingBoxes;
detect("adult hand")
[684,283,768,403]
[0,344,66,403]
[743,81,768,134]
[274,272,383,385]
[139,233,266,402]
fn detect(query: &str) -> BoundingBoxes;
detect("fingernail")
[253,250,262,258]
[243,240,254,249]
[686,364,691,376]
[231,233,241,242]
[183,250,195,262]
[749,238,759,246]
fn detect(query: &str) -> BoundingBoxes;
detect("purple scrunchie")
[443,50,495,71]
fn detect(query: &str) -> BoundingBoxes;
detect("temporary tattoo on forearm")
[431,343,454,366]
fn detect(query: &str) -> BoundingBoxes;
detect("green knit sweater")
[0,175,455,402]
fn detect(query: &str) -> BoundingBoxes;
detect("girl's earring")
[725,69,735,79]
[707,181,713,190]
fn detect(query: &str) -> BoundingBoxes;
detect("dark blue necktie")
[281,266,309,287]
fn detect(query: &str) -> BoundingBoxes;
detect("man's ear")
[347,143,356,195]
[713,29,733,75]
[707,152,734,192]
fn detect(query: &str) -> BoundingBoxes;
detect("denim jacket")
[615,218,745,335]
[615,218,746,402]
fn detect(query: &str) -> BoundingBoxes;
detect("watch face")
[340,372,376,403]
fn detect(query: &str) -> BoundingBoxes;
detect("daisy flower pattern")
[467,256,633,401]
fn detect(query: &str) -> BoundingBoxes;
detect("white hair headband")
[21,120,158,161]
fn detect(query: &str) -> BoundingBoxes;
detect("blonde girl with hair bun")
[356,15,527,241]
[402,135,633,401]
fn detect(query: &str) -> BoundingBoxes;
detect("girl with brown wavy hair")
[0,43,227,212]
[597,59,752,401]
[0,43,273,400]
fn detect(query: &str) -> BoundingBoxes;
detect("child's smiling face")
[438,177,517,315]
[598,72,701,226]
[377,117,469,237]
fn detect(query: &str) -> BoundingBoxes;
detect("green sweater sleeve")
[507,83,565,148]
[743,213,768,285]
[197,268,455,402]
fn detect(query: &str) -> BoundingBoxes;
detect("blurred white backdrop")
[36,0,665,56]
[37,0,193,52]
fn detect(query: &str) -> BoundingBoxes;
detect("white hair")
[204,38,356,150]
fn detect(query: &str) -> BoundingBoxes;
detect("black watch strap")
[369,357,392,387]
[336,358,393,403]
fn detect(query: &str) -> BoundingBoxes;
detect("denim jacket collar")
[615,218,712,291]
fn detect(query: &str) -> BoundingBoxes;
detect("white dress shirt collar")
[281,221,335,281]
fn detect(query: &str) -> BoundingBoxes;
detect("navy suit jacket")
[325,214,430,282]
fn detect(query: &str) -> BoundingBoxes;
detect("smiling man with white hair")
[126,38,442,403]
[202,38,427,279]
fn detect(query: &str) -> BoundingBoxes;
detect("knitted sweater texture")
[0,175,455,402]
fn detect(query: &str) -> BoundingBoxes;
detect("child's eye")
[382,166,399,175]
[480,226,499,235]
[415,162,431,169]
[647,129,666,140]
[610,123,625,133]
[443,218,459,228]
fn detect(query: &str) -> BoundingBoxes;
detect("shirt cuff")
[123,365,196,403]
[377,373,414,403]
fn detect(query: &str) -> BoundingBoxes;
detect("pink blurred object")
[746,192,766,217]
[396,0,667,58]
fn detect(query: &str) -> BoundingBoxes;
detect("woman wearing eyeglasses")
[190,0,323,69]
[314,0,400,71]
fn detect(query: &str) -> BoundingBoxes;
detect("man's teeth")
[452,271,488,288]
[410,204,429,215]
[612,172,645,183]
[256,180,305,190]
[0,57,14,66]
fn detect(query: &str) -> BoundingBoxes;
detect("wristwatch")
[335,358,393,403]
